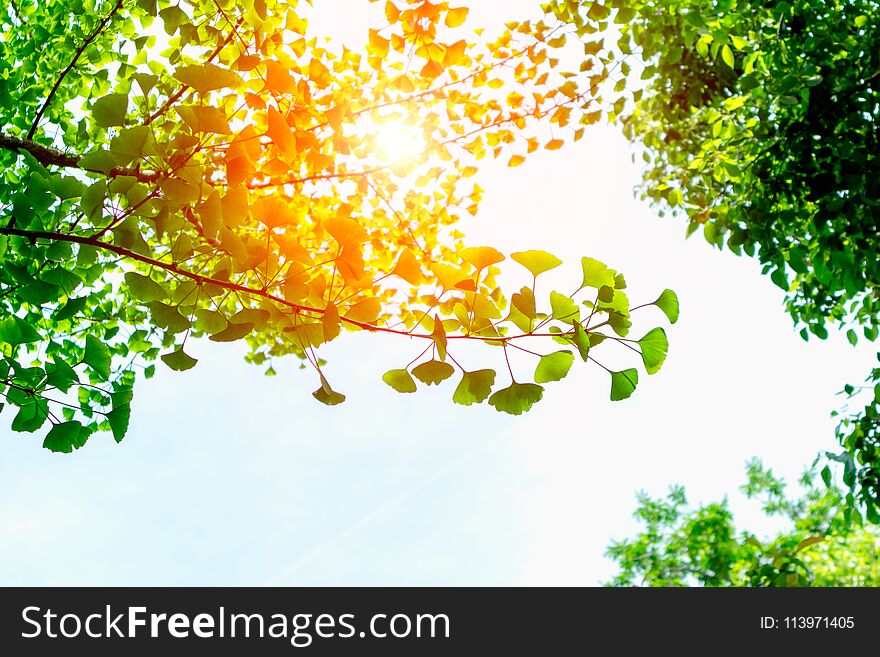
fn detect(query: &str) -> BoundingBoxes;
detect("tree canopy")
[607,461,880,587]
[0,0,679,452]
[544,0,880,521]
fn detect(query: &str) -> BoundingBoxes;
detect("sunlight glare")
[370,118,427,165]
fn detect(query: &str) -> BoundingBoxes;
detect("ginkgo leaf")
[610,369,639,401]
[83,335,111,379]
[581,257,616,289]
[313,374,346,406]
[431,315,447,361]
[550,291,580,321]
[43,421,85,454]
[161,348,198,372]
[383,369,417,393]
[0,316,41,346]
[345,298,382,324]
[452,370,495,406]
[209,322,254,342]
[653,289,680,324]
[489,383,544,415]
[412,360,455,386]
[325,217,368,248]
[571,322,591,361]
[445,6,469,27]
[92,93,128,127]
[392,248,423,285]
[174,63,242,96]
[124,272,166,302]
[461,246,505,271]
[638,327,668,375]
[511,250,563,277]
[534,350,575,383]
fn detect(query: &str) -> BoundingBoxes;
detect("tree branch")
[0,132,162,183]
[27,0,125,140]
[0,226,589,345]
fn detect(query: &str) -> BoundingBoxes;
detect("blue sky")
[0,1,875,586]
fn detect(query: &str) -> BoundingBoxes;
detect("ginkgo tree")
[0,0,676,452]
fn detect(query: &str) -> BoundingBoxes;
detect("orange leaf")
[324,217,368,248]
[267,106,297,155]
[392,248,423,285]
[461,246,505,271]
[265,61,296,94]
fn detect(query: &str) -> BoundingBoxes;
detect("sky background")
[1,0,875,586]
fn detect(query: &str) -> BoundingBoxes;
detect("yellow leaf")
[508,154,526,167]
[325,217,368,248]
[368,29,390,58]
[309,58,332,86]
[385,1,400,23]
[545,139,564,151]
[345,298,382,324]
[445,7,469,27]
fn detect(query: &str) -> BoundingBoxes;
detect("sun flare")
[369,119,427,164]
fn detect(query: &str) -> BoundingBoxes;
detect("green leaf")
[382,368,417,393]
[488,382,544,415]
[106,403,131,443]
[534,350,575,383]
[175,105,232,134]
[610,368,639,401]
[412,360,455,386]
[550,291,580,321]
[46,358,78,393]
[83,335,112,379]
[581,257,616,289]
[110,126,155,164]
[161,348,198,371]
[452,369,495,406]
[721,44,735,69]
[125,272,167,302]
[43,421,85,453]
[571,321,590,361]
[638,327,669,375]
[821,465,832,488]
[0,316,41,346]
[511,250,563,277]
[92,93,129,127]
[653,289,679,324]
[194,309,228,334]
[150,302,192,334]
[173,63,243,96]
[209,321,254,342]
[312,374,346,406]
[78,150,118,174]
[11,399,49,433]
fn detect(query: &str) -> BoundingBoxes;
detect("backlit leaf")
[610,369,639,401]
[412,360,455,386]
[488,382,544,415]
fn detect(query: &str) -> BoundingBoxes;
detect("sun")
[369,118,427,165]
